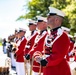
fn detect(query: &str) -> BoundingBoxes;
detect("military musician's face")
[47,15,56,28]
[37,21,47,31]
[15,33,18,38]
[29,24,36,31]
[37,22,43,30]
[18,32,25,38]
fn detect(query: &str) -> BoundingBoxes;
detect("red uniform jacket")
[16,37,27,62]
[43,27,71,75]
[29,30,48,72]
[25,31,38,55]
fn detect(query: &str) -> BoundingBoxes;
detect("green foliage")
[0,43,2,46]
[63,1,76,34]
[17,0,76,34]
[0,38,2,46]
[18,0,53,20]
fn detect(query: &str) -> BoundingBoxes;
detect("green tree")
[17,0,53,20]
[17,0,76,34]
[0,38,2,45]
[63,1,76,35]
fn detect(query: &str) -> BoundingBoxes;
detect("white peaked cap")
[18,28,26,32]
[61,26,70,32]
[28,19,37,25]
[48,7,65,17]
[36,16,47,22]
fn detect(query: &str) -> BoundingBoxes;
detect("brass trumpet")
[32,51,42,75]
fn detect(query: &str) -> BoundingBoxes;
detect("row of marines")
[5,7,76,75]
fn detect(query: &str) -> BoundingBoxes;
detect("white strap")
[46,28,63,47]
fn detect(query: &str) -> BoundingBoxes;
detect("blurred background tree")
[17,0,76,35]
[0,38,2,45]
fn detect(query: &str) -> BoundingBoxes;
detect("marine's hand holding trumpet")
[35,55,48,67]
[25,51,48,67]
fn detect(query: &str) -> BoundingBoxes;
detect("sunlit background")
[0,0,30,39]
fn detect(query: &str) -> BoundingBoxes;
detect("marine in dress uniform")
[36,7,71,75]
[74,33,76,61]
[68,35,75,61]
[24,20,38,75]
[62,27,75,61]
[11,30,19,68]
[25,16,48,75]
[14,28,27,75]
[25,19,38,55]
